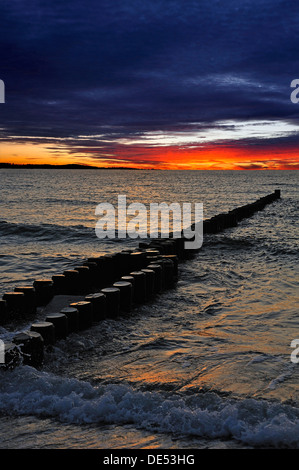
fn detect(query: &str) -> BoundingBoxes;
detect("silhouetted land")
[0,163,144,170]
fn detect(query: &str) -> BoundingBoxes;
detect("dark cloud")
[1,0,299,155]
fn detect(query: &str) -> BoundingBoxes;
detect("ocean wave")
[204,234,298,258]
[204,236,256,249]
[0,220,154,244]
[0,220,97,243]
[1,366,299,448]
[43,197,98,206]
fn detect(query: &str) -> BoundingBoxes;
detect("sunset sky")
[1,0,299,170]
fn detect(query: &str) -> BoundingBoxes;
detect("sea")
[0,169,298,450]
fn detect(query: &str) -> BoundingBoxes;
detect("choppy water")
[0,169,298,449]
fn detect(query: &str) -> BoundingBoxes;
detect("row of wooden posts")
[0,190,281,369]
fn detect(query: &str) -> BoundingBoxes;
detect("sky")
[0,0,299,169]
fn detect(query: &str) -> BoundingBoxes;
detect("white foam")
[1,366,299,447]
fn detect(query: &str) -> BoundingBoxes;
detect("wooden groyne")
[0,190,281,369]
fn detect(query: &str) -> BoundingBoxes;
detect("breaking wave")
[0,366,299,448]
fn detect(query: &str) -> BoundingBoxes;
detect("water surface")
[0,169,298,448]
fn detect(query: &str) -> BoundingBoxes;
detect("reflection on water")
[0,169,298,448]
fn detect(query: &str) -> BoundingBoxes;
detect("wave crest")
[1,366,299,448]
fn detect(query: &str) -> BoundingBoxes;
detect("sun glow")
[1,119,299,170]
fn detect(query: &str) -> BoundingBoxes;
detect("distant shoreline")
[0,163,145,170]
[0,163,295,170]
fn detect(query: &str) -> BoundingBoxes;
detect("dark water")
[0,169,298,449]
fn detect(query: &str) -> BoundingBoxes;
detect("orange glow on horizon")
[0,141,299,170]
